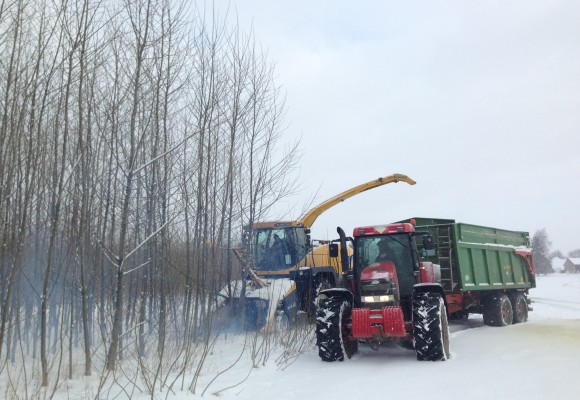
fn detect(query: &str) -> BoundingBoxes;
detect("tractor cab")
[351,223,432,318]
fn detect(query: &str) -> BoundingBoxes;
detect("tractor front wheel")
[316,296,357,362]
[413,292,450,361]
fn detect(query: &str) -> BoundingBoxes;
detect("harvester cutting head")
[212,297,269,333]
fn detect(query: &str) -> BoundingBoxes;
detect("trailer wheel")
[316,296,357,362]
[412,292,450,361]
[483,294,513,327]
[508,293,528,324]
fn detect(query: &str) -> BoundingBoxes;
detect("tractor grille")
[361,279,394,296]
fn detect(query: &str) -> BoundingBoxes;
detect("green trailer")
[402,218,535,326]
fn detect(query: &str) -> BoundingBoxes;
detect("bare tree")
[105,0,156,371]
[532,228,553,275]
[0,0,301,394]
[569,249,580,258]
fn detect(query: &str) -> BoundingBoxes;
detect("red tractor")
[316,224,450,362]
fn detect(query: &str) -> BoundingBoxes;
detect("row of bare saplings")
[0,0,299,392]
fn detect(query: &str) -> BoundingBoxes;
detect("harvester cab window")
[288,227,308,265]
[254,228,302,271]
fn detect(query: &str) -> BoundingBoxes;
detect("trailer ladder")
[436,226,455,292]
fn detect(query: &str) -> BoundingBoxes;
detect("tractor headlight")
[362,295,394,303]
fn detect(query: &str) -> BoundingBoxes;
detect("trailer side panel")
[400,218,534,294]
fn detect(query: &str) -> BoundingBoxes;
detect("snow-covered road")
[204,274,580,400]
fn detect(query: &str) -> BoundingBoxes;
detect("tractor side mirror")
[329,243,339,258]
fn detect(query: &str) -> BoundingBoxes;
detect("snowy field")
[189,274,580,400]
[6,274,579,399]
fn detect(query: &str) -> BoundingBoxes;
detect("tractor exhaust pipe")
[337,227,349,273]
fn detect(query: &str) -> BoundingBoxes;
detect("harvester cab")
[245,221,310,276]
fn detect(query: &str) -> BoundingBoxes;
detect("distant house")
[563,258,580,273]
[552,257,566,273]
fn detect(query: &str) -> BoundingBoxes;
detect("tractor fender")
[412,283,447,307]
[318,288,354,305]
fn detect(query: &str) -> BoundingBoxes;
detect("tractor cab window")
[354,234,415,297]
[355,235,412,270]
[254,227,306,271]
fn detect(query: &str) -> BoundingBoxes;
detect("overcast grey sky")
[219,1,580,254]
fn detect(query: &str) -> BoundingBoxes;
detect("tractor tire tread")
[316,296,355,362]
[413,292,450,361]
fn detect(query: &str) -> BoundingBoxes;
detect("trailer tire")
[508,293,528,324]
[412,292,450,361]
[483,294,513,327]
[316,296,357,362]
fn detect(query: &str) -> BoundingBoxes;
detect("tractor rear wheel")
[316,296,357,362]
[508,293,528,324]
[412,292,450,361]
[483,294,513,327]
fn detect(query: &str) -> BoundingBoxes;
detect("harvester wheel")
[483,294,513,327]
[508,293,528,324]
[316,296,357,362]
[412,292,450,361]
[311,277,333,317]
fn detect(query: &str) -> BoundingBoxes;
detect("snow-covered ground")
[189,274,580,400]
[9,274,579,399]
